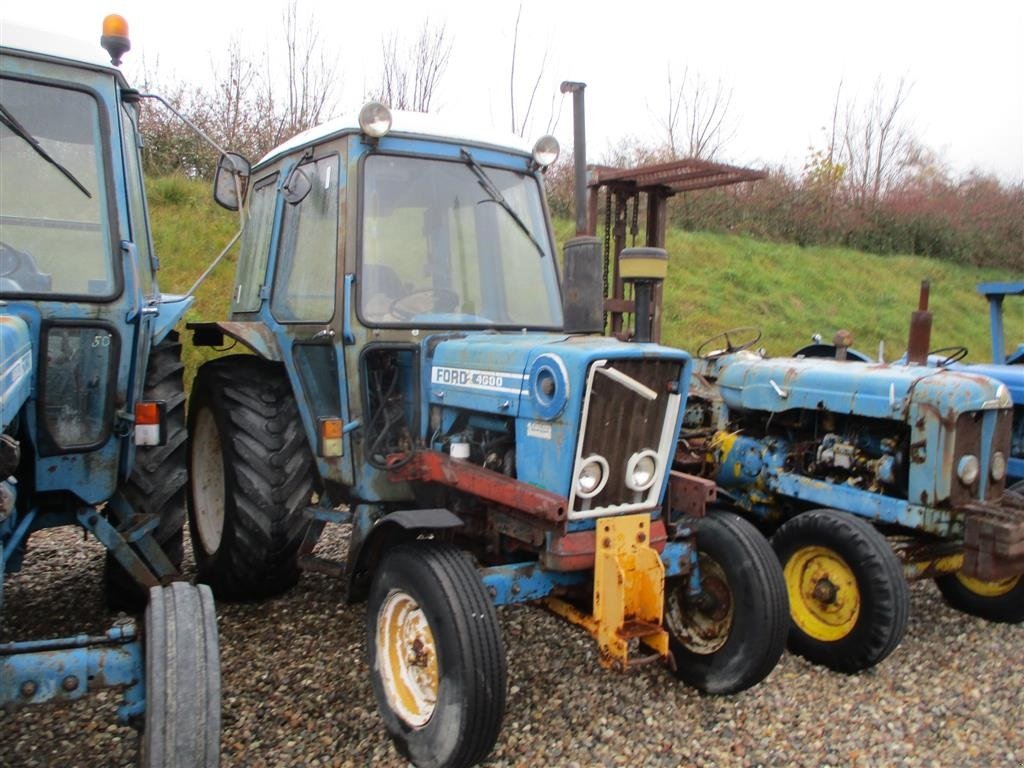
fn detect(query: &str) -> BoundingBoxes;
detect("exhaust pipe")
[560,81,587,237]
[906,280,932,365]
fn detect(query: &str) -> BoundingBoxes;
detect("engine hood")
[424,332,691,419]
[704,352,1011,419]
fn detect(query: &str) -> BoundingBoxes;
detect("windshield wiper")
[459,148,546,258]
[0,102,92,198]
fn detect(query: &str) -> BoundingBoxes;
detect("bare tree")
[656,66,734,160]
[840,76,914,209]
[273,1,341,141]
[508,5,561,138]
[373,22,452,112]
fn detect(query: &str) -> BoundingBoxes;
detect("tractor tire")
[772,508,909,672]
[934,572,1024,623]
[187,356,315,601]
[367,542,506,768]
[105,331,187,610]
[664,511,788,694]
[141,582,220,768]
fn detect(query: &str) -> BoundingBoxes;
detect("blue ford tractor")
[675,283,1023,675]
[186,89,789,768]
[1,18,222,765]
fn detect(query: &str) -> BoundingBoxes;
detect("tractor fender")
[345,507,464,602]
[151,293,195,345]
[186,320,282,361]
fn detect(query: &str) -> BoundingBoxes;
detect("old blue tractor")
[1,18,222,765]
[675,281,1023,676]
[186,88,788,768]
[966,282,1023,484]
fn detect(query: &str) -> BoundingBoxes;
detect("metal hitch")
[546,513,670,671]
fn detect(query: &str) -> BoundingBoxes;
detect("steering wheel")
[929,346,968,367]
[696,326,763,359]
[388,288,460,320]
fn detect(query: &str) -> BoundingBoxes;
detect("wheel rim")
[377,589,439,727]
[784,545,860,641]
[955,573,1021,597]
[665,554,735,655]
[192,408,226,556]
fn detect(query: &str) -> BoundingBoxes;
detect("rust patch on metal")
[388,450,568,523]
[666,470,715,519]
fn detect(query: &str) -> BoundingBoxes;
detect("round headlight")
[576,455,609,499]
[626,449,659,492]
[991,452,1007,482]
[957,454,980,485]
[359,102,392,138]
[532,135,559,167]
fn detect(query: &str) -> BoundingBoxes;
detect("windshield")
[360,153,563,328]
[0,78,114,298]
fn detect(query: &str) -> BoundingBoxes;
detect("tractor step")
[297,554,346,578]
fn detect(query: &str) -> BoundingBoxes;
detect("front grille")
[951,409,1012,505]
[570,358,683,518]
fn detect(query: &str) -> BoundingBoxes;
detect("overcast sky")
[4,0,1022,182]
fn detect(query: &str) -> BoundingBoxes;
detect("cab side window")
[232,174,278,313]
[271,154,340,323]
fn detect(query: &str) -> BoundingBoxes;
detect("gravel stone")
[1,524,1022,767]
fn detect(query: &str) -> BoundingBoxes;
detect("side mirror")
[213,153,251,211]
[281,164,312,205]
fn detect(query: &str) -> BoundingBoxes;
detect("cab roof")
[1,21,125,81]
[257,109,536,168]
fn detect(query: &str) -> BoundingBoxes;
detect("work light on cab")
[532,135,559,167]
[359,102,393,138]
[100,14,130,66]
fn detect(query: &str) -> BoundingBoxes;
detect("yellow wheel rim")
[955,573,1021,598]
[376,589,439,727]
[784,545,860,641]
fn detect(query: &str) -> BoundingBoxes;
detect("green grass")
[149,175,1017,392]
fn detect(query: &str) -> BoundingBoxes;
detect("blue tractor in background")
[965,282,1023,484]
[1,18,224,765]
[675,281,1023,676]
[185,90,789,768]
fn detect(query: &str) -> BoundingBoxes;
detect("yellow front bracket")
[546,513,669,671]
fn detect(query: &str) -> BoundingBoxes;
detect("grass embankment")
[150,175,1018,391]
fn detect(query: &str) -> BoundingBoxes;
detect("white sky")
[4,0,1022,182]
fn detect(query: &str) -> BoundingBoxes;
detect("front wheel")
[141,582,220,768]
[664,511,789,694]
[368,542,506,768]
[772,509,909,672]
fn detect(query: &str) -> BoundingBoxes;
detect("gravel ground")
[2,524,1022,768]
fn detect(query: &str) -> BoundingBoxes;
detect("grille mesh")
[574,359,682,512]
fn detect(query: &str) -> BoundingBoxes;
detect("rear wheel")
[368,542,506,768]
[772,509,909,672]
[187,356,315,600]
[105,331,187,610]
[664,511,788,694]
[141,582,220,768]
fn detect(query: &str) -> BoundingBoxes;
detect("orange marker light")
[135,401,160,425]
[319,418,344,457]
[134,401,165,446]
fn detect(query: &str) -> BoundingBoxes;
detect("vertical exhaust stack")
[559,81,604,334]
[906,280,933,365]
[560,81,588,237]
